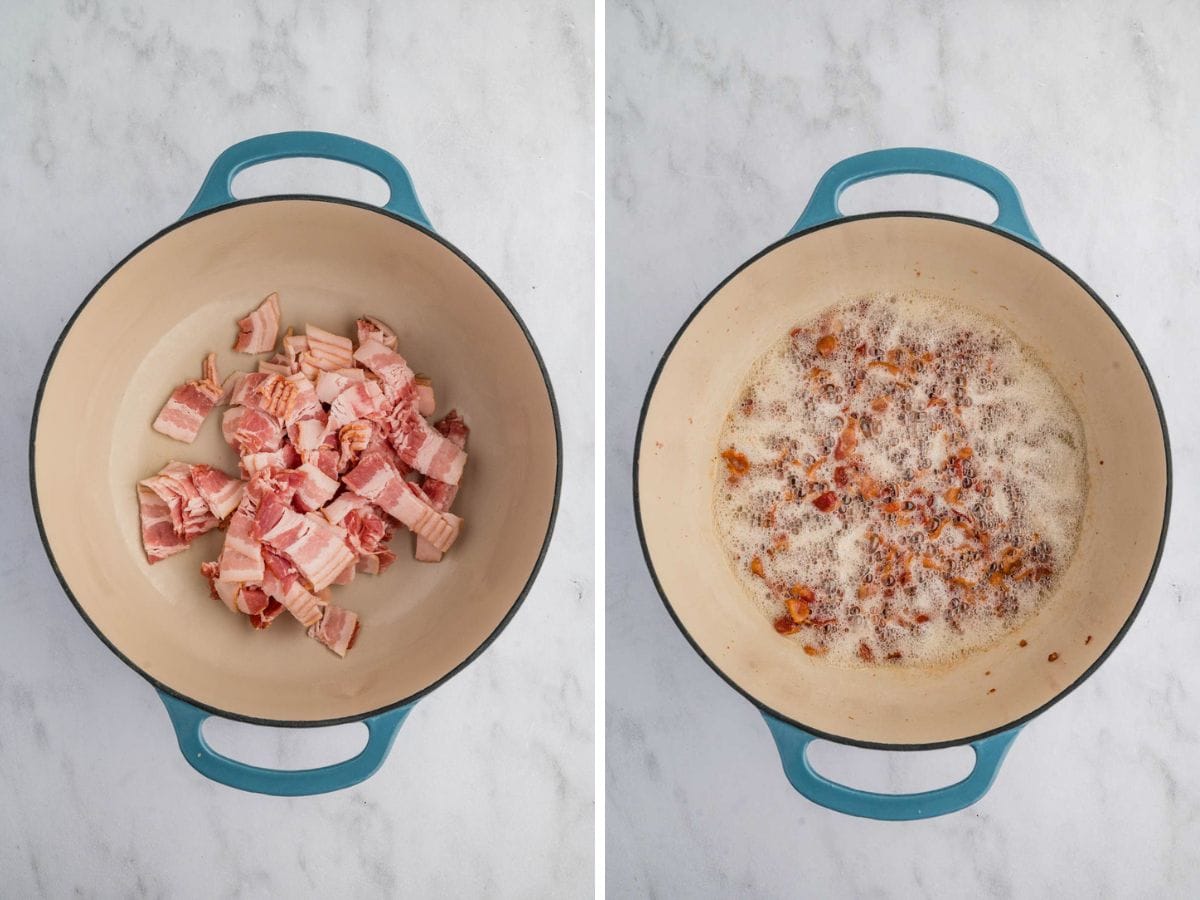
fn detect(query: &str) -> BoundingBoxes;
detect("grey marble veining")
[607,0,1198,896]
[0,1,593,896]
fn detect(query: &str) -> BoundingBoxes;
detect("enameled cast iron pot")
[31,132,561,796]
[635,148,1170,820]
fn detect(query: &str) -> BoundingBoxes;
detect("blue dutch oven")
[635,148,1170,819]
[31,132,561,795]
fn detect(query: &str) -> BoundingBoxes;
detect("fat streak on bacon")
[137,296,471,657]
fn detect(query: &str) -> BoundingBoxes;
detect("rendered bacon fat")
[137,295,471,657]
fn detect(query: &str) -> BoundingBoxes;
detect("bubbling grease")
[713,293,1088,668]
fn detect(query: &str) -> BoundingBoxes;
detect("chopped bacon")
[328,380,388,427]
[343,453,461,553]
[300,324,355,373]
[137,484,191,563]
[356,315,398,350]
[138,297,468,659]
[387,404,467,485]
[308,605,360,657]
[414,376,435,417]
[233,293,281,354]
[190,464,245,520]
[253,492,357,592]
[152,353,225,443]
[315,368,367,404]
[353,339,416,401]
[415,411,469,562]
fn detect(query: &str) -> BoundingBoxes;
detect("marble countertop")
[607,1,1198,896]
[0,2,593,896]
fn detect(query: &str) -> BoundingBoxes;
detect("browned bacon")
[152,353,225,443]
[233,293,281,354]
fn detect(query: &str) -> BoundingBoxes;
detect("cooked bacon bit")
[833,466,849,487]
[721,447,750,479]
[886,651,902,660]
[1019,639,1028,647]
[988,687,996,694]
[750,556,765,577]
[805,455,826,481]
[812,491,838,513]
[857,642,874,661]
[789,584,815,602]
[944,486,961,503]
[816,334,838,357]
[949,576,976,590]
[915,613,931,623]
[855,342,867,356]
[773,615,801,635]
[1085,634,1093,645]
[1048,652,1059,662]
[921,556,943,571]
[868,360,903,375]
[957,446,974,459]
[834,419,859,460]
[802,644,826,656]
[233,293,281,354]
[786,599,811,624]
[870,396,889,412]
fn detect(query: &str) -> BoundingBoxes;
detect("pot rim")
[30,193,563,728]
[633,210,1172,751]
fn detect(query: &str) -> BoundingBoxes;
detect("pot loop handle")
[764,713,1023,820]
[183,130,431,228]
[159,691,415,796]
[789,147,1039,246]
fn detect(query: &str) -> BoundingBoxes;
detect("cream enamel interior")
[34,199,558,723]
[638,216,1167,746]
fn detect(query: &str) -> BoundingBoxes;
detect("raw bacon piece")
[138,484,191,563]
[152,353,224,443]
[240,445,299,477]
[299,324,355,374]
[343,453,461,553]
[249,598,285,630]
[338,420,372,471]
[190,464,245,520]
[293,462,340,512]
[414,376,435,417]
[328,380,387,427]
[282,330,308,370]
[356,315,397,350]
[218,489,265,585]
[322,492,376,526]
[308,605,360,657]
[388,404,467,485]
[353,339,416,401]
[283,373,323,425]
[253,493,357,593]
[254,373,299,420]
[415,410,469,562]
[316,368,367,405]
[258,357,293,376]
[233,293,281,354]
[139,462,219,540]
[263,567,326,628]
[229,372,273,407]
[228,406,285,454]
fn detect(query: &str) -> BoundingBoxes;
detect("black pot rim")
[30,193,563,729]
[633,210,1172,752]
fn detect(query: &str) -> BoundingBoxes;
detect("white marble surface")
[0,2,593,896]
[607,1,1198,896]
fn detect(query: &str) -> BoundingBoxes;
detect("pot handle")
[789,147,1039,246]
[183,130,432,228]
[763,713,1022,820]
[158,690,414,796]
